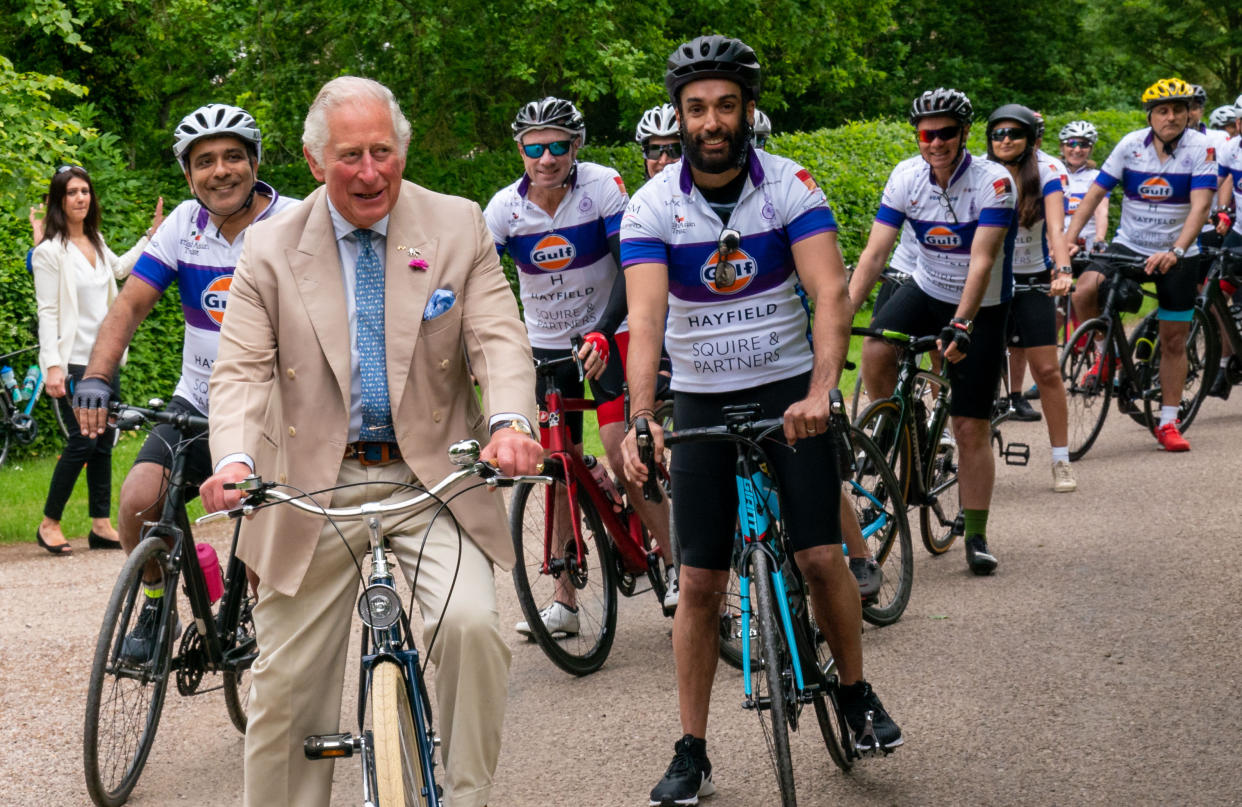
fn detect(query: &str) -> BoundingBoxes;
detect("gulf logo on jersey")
[530,234,576,271]
[923,226,961,250]
[201,275,232,325]
[700,248,758,295]
[1138,177,1173,201]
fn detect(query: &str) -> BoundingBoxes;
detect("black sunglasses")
[1062,139,1093,149]
[917,125,961,144]
[643,142,683,161]
[989,127,1028,142]
[522,140,572,159]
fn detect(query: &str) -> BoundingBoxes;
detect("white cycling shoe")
[662,567,680,614]
[516,601,580,637]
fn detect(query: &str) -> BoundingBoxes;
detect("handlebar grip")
[827,389,855,481]
[634,417,664,503]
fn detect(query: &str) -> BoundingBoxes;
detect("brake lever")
[634,416,663,503]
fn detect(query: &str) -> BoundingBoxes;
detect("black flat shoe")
[89,531,123,550]
[36,527,73,556]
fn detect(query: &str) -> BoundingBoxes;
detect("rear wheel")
[847,427,912,626]
[372,660,428,807]
[1061,318,1112,461]
[854,399,911,503]
[919,399,960,554]
[748,550,797,806]
[221,572,257,734]
[84,536,177,807]
[1137,306,1218,434]
[792,601,852,772]
[718,531,757,671]
[510,466,618,676]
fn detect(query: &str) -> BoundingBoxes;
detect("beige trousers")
[243,458,510,807]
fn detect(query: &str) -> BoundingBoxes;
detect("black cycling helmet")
[511,97,587,145]
[909,88,973,126]
[665,35,761,106]
[986,104,1038,164]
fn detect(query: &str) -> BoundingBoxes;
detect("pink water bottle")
[196,543,225,604]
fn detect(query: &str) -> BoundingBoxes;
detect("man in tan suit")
[200,76,541,807]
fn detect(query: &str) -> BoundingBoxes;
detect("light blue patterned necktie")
[353,229,394,442]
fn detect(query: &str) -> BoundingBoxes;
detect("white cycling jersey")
[484,162,629,349]
[1063,163,1103,247]
[888,222,919,274]
[130,181,297,415]
[1094,127,1218,256]
[1202,126,1232,227]
[1219,137,1242,237]
[621,149,835,394]
[875,151,1016,305]
[981,151,1067,274]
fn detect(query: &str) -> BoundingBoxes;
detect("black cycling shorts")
[132,396,212,500]
[1008,270,1058,349]
[1086,242,1199,317]
[870,283,1009,420]
[671,372,841,572]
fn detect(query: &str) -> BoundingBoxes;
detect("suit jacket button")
[440,359,449,370]
[432,410,442,423]
[278,473,288,483]
[287,368,296,379]
[288,426,296,436]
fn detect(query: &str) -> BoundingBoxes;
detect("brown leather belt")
[343,441,402,466]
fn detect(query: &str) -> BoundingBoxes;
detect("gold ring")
[807,426,817,434]
[535,461,545,474]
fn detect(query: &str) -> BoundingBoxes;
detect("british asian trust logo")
[700,247,758,295]
[201,274,231,325]
[923,226,962,251]
[529,234,577,271]
[1138,176,1174,202]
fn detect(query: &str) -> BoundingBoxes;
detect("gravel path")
[3,400,1240,806]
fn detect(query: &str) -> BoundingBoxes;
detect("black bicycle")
[1060,252,1217,459]
[83,401,257,807]
[1198,245,1242,398]
[0,346,72,467]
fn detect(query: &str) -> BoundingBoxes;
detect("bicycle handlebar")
[195,439,552,525]
[850,326,940,355]
[1071,251,1149,270]
[112,400,209,433]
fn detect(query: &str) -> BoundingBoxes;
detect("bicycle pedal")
[305,732,359,760]
[853,710,881,755]
[951,513,965,536]
[1002,442,1030,466]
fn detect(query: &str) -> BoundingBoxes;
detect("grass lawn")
[0,432,206,545]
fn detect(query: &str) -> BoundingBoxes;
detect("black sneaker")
[649,734,715,806]
[120,596,180,664]
[1208,370,1231,400]
[1022,384,1040,400]
[838,680,903,752]
[1008,393,1042,422]
[964,535,997,576]
[849,557,883,599]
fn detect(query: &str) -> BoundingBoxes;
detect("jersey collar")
[679,145,765,196]
[925,150,973,188]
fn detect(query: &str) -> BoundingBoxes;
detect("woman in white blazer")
[31,165,162,555]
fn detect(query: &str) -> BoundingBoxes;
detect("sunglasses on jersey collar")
[916,125,962,144]
[644,142,683,160]
[1062,139,1093,149]
[521,140,573,159]
[989,127,1028,142]
[754,135,769,149]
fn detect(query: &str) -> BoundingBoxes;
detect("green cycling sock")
[143,583,165,599]
[963,508,988,539]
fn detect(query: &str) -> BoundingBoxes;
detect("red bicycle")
[508,347,674,676]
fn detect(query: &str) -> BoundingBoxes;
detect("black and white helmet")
[753,109,772,137]
[665,35,761,105]
[1059,120,1099,144]
[634,103,679,144]
[172,104,262,166]
[909,88,973,126]
[512,97,586,145]
[1190,84,1207,108]
[1209,106,1238,128]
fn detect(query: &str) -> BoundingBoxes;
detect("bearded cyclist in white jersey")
[74,104,298,661]
[622,35,902,806]
[1066,78,1217,452]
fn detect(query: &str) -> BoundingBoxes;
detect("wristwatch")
[1057,265,1073,275]
[494,418,533,438]
[1171,246,1185,259]
[950,316,974,334]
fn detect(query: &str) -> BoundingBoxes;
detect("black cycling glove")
[938,323,971,354]
[73,376,113,412]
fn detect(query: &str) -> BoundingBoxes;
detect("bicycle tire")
[854,399,911,502]
[509,467,619,676]
[1060,318,1112,461]
[718,532,757,671]
[1124,313,1160,429]
[919,397,960,555]
[83,535,176,807]
[52,391,73,440]
[847,427,913,626]
[748,550,797,806]
[372,659,430,807]
[1137,306,1218,434]
[791,600,852,773]
[0,420,10,469]
[221,572,257,734]
[849,373,869,422]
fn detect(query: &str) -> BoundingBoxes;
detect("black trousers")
[43,365,120,521]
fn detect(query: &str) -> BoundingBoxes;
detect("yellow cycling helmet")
[1141,78,1196,111]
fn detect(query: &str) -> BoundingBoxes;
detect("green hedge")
[0,109,1148,460]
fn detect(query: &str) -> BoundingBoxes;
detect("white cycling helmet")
[753,109,772,137]
[634,104,679,144]
[1058,120,1099,144]
[172,104,262,167]
[1209,106,1238,128]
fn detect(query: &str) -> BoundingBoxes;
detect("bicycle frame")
[1200,248,1242,359]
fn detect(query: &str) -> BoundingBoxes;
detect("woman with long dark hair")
[985,105,1077,493]
[30,165,162,554]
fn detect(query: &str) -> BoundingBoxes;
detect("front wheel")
[510,467,619,676]
[919,396,959,554]
[84,535,177,807]
[1060,318,1113,461]
[372,660,430,807]
[221,570,257,734]
[1136,306,1218,434]
[748,551,797,806]
[846,427,913,626]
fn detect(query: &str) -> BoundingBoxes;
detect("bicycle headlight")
[357,584,402,629]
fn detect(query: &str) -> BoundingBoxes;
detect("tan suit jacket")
[208,180,536,597]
